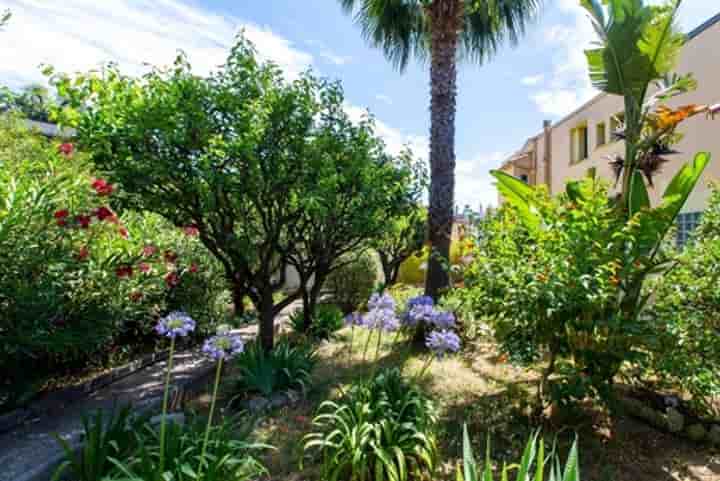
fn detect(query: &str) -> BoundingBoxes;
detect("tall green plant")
[338,0,541,299]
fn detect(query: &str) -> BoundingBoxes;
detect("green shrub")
[303,368,438,481]
[233,339,316,397]
[457,425,580,481]
[289,304,344,339]
[642,186,720,417]
[53,405,146,481]
[108,415,268,481]
[325,252,378,313]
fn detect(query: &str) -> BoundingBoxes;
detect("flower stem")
[348,326,355,366]
[199,357,223,475]
[159,336,176,474]
[361,329,374,363]
[417,355,434,381]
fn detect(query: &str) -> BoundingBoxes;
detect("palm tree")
[338,0,541,298]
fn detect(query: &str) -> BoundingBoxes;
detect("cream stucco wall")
[530,18,720,213]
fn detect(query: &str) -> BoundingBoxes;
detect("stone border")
[0,349,170,434]
[619,396,720,445]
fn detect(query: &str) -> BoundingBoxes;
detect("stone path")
[0,303,300,481]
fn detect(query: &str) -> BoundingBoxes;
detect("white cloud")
[375,94,393,105]
[344,103,428,158]
[320,51,351,66]
[521,74,544,86]
[456,151,507,208]
[0,0,313,88]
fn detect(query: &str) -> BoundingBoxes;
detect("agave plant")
[457,425,580,481]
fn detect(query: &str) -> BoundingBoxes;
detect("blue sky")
[2,0,718,207]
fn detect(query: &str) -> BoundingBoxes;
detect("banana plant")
[457,425,580,481]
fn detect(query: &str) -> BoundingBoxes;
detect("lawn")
[191,327,720,481]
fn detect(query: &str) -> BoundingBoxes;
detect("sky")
[1,0,718,208]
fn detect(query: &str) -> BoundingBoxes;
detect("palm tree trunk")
[424,0,461,300]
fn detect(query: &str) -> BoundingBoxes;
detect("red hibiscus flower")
[164,271,180,288]
[138,262,151,273]
[94,206,117,222]
[142,245,158,257]
[118,227,129,238]
[75,214,92,229]
[116,265,134,278]
[58,143,74,156]
[183,225,199,237]
[189,263,199,273]
[76,246,90,260]
[54,209,70,219]
[164,250,178,264]
[91,178,114,196]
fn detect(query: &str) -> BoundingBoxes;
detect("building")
[499,12,720,244]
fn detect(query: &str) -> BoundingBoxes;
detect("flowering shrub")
[0,117,227,412]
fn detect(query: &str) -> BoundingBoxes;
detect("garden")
[1,0,720,480]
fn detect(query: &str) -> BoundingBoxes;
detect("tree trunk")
[258,288,275,351]
[390,263,401,285]
[424,0,461,301]
[231,282,246,317]
[379,252,394,287]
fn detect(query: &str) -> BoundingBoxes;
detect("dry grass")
[195,327,720,481]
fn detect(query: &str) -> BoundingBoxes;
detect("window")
[676,211,702,248]
[570,124,589,164]
[596,122,606,147]
[610,113,625,141]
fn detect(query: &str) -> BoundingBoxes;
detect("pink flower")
[75,214,92,229]
[189,263,199,273]
[138,262,151,273]
[183,225,199,237]
[164,271,180,288]
[58,143,74,156]
[91,178,114,196]
[142,245,158,257]
[116,265,134,278]
[76,246,90,260]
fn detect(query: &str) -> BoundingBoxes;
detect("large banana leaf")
[637,151,710,254]
[628,170,650,217]
[582,0,684,100]
[490,170,540,230]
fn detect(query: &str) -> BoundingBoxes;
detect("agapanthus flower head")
[202,333,244,360]
[425,329,461,358]
[156,311,196,338]
[404,303,437,327]
[362,307,400,332]
[407,295,434,309]
[344,312,363,327]
[367,292,396,312]
[430,311,456,329]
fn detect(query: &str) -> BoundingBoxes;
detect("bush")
[458,425,580,481]
[642,186,720,416]
[0,116,228,412]
[325,252,378,313]
[289,304,344,340]
[303,368,438,481]
[233,339,316,397]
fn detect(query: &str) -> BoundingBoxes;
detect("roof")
[688,11,720,40]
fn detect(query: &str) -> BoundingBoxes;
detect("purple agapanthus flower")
[202,333,244,360]
[407,295,434,310]
[344,312,363,327]
[430,311,456,329]
[155,311,196,338]
[404,304,437,327]
[425,329,461,357]
[362,307,400,332]
[367,292,396,312]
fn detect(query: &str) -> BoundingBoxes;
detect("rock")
[666,407,684,433]
[708,425,720,445]
[685,423,707,442]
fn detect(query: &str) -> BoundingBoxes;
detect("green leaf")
[491,170,540,230]
[629,170,650,217]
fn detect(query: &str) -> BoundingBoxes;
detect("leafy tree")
[337,0,540,299]
[0,84,58,122]
[0,9,10,29]
[374,207,426,286]
[52,37,410,349]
